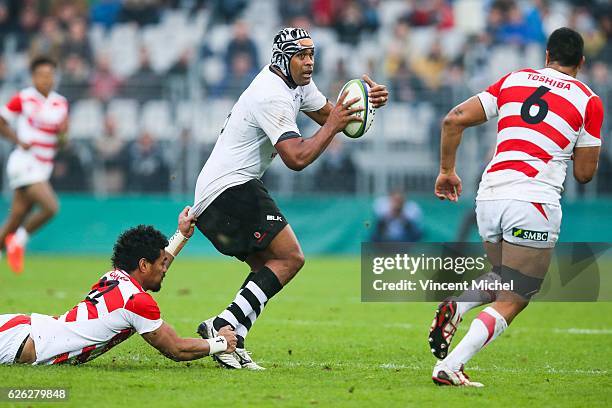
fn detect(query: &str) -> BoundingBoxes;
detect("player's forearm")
[167,338,211,361]
[305,102,332,126]
[439,120,463,173]
[0,117,19,144]
[164,230,190,268]
[289,124,337,170]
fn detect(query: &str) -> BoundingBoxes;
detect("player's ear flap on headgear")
[271,27,314,82]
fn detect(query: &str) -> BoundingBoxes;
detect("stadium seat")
[107,98,139,140]
[140,100,173,140]
[489,46,522,81]
[409,28,437,57]
[206,25,232,56]
[108,23,140,77]
[440,29,466,60]
[200,56,225,85]
[379,0,409,27]
[70,99,104,140]
[453,0,486,34]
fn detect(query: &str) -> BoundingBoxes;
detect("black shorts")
[195,179,288,261]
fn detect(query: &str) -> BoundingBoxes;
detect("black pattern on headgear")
[271,27,314,83]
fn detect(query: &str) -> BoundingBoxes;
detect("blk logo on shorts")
[512,228,548,241]
[267,215,283,222]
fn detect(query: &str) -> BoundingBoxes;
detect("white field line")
[281,361,608,376]
[179,317,612,335]
[552,328,612,335]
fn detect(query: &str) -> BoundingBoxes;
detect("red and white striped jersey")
[30,270,163,365]
[0,87,69,165]
[476,67,604,204]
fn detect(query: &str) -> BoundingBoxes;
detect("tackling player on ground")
[0,207,237,366]
[429,27,604,386]
[191,27,389,369]
[0,56,69,274]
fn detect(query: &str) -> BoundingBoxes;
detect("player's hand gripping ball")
[337,79,376,138]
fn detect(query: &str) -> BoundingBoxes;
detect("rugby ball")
[337,79,376,138]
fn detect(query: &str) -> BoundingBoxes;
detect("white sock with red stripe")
[14,227,29,247]
[443,306,508,371]
[453,269,501,316]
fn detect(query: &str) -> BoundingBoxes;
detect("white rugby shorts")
[6,149,53,189]
[476,199,561,249]
[0,314,31,365]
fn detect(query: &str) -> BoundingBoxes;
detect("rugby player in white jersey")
[0,207,237,366]
[0,57,69,274]
[429,28,604,386]
[191,28,389,369]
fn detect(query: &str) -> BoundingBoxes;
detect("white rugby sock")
[14,227,29,247]
[453,269,501,315]
[443,306,507,371]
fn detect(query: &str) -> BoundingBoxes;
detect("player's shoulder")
[49,91,68,105]
[19,87,37,98]
[249,65,294,102]
[124,292,160,320]
[95,269,142,293]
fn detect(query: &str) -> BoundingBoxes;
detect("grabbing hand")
[326,90,364,134]
[362,74,389,108]
[218,325,238,353]
[434,171,462,202]
[177,206,196,238]
[18,141,31,150]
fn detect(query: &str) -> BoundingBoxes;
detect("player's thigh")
[483,241,502,267]
[23,181,59,212]
[499,200,559,277]
[501,241,552,279]
[475,200,503,249]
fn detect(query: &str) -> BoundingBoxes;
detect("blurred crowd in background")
[0,0,610,199]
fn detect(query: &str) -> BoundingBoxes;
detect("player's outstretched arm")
[435,96,488,202]
[142,323,237,362]
[275,91,363,171]
[165,206,195,267]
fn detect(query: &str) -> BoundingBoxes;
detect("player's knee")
[500,265,543,301]
[44,201,59,217]
[289,251,305,273]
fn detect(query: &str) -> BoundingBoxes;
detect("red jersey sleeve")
[1,93,22,121]
[124,293,163,334]
[478,72,512,120]
[576,95,604,148]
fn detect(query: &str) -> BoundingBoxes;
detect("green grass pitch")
[0,256,610,407]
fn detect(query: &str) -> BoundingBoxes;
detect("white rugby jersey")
[30,270,162,365]
[192,65,327,217]
[0,87,69,166]
[476,67,604,204]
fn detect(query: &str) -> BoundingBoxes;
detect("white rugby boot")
[197,318,241,369]
[432,360,484,387]
[234,348,265,370]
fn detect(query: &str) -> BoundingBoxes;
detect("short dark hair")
[546,27,584,67]
[30,56,57,73]
[111,225,168,272]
